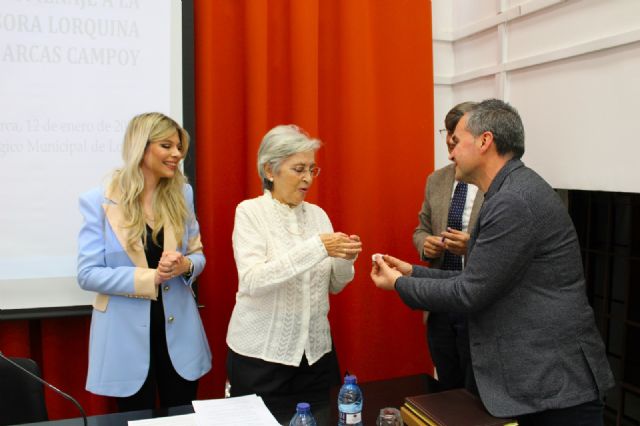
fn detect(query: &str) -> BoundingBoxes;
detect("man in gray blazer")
[413,102,483,393]
[372,99,614,424]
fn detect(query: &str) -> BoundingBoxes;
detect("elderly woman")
[77,112,211,411]
[226,124,362,412]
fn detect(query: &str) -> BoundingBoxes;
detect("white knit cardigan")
[226,191,356,366]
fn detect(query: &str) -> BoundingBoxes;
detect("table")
[304,373,441,425]
[22,374,441,426]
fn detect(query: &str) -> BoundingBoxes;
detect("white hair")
[257,124,321,190]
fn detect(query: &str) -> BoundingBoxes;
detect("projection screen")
[0,0,185,314]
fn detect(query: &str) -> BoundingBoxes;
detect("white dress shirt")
[226,191,356,366]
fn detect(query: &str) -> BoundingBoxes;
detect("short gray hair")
[465,99,525,159]
[257,125,322,190]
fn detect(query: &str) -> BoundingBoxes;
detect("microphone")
[0,351,88,426]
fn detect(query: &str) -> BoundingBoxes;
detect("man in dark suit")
[372,99,614,424]
[413,102,483,393]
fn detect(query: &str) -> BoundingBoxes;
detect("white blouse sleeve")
[329,257,356,294]
[315,207,356,294]
[232,202,329,297]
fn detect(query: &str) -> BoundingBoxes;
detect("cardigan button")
[163,285,170,292]
[167,316,175,323]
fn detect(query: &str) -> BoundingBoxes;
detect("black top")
[144,225,165,336]
[144,224,163,269]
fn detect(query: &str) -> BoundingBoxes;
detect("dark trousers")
[226,348,340,415]
[516,399,604,426]
[116,297,198,412]
[427,312,477,394]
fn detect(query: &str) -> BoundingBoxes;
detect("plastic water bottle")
[289,402,317,426]
[338,375,363,425]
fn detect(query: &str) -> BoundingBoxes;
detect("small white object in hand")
[371,253,383,263]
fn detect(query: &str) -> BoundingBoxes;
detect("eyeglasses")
[290,166,321,177]
[438,129,449,138]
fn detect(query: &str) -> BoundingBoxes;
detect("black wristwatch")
[183,259,194,279]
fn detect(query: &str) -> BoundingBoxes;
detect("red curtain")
[0,0,434,419]
[193,0,435,399]
[0,318,115,419]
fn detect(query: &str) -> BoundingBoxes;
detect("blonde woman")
[77,113,211,411]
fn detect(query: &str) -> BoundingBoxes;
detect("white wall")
[432,0,640,193]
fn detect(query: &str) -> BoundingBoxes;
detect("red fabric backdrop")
[193,0,435,401]
[0,0,434,419]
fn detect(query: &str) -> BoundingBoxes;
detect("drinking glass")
[376,407,402,426]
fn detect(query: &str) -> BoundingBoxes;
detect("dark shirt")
[144,224,163,269]
[144,225,165,339]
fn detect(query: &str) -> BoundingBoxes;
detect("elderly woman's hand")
[320,232,362,260]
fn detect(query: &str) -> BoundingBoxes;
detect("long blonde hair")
[109,112,190,250]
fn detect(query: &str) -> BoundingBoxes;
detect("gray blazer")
[412,163,484,266]
[396,159,615,417]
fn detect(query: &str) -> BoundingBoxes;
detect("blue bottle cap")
[296,402,311,412]
[345,375,357,384]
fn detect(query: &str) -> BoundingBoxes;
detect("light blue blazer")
[77,183,211,397]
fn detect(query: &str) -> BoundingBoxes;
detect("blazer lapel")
[103,186,149,268]
[468,191,484,236]
[163,223,177,253]
[436,165,456,234]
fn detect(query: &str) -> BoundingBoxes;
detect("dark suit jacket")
[412,163,484,266]
[396,159,615,417]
